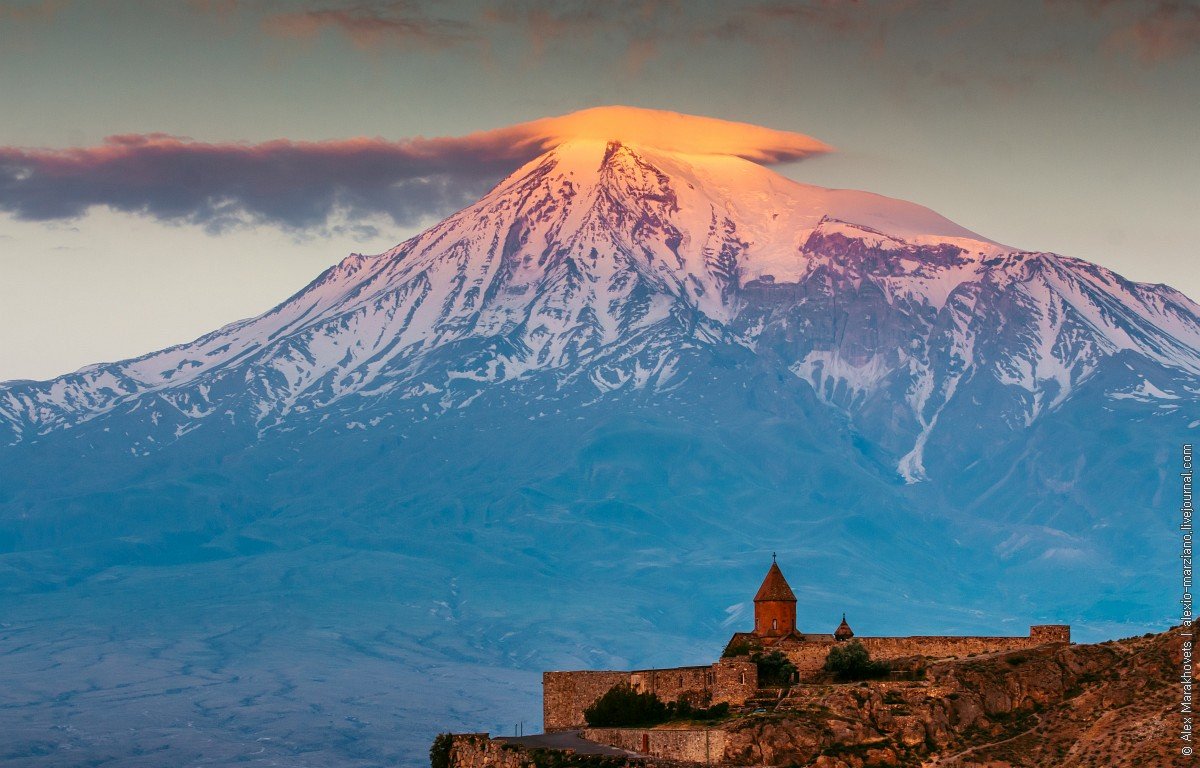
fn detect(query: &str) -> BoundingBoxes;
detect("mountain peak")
[4,121,1199,491]
[467,136,1005,293]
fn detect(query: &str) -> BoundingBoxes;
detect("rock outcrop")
[448,627,1184,768]
[721,626,1182,766]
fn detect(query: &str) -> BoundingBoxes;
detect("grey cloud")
[0,107,831,233]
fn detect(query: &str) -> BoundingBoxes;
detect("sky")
[0,0,1197,381]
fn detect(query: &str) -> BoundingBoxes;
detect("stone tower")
[753,559,797,637]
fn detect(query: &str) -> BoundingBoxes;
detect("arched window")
[772,618,778,630]
[740,671,745,685]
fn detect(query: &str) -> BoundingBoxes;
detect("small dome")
[834,613,854,640]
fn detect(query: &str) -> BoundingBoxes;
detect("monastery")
[544,559,1069,730]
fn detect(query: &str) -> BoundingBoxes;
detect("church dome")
[835,614,854,640]
[754,562,797,603]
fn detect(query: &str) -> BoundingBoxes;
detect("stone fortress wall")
[541,561,1070,732]
[778,625,1072,678]
[544,659,757,731]
[544,625,1070,730]
[581,727,727,763]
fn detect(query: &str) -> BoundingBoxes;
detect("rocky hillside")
[449,627,1184,768]
[725,626,1183,766]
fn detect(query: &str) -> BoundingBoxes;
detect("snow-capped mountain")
[1,132,1197,767]
[3,138,1198,480]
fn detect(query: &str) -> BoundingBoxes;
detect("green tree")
[669,699,730,722]
[823,640,890,681]
[722,639,754,658]
[752,650,797,686]
[430,733,454,768]
[583,684,669,727]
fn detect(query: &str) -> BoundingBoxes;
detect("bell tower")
[753,556,797,637]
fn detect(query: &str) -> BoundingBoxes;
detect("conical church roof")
[753,561,797,602]
[835,613,854,640]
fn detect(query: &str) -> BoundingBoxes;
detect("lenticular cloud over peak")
[501,106,835,163]
[0,107,831,235]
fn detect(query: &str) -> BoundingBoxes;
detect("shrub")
[430,733,454,768]
[752,650,797,686]
[890,666,927,681]
[723,639,754,658]
[823,641,890,681]
[584,685,733,727]
[671,700,730,721]
[583,684,668,727]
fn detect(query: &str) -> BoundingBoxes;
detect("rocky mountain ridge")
[2,139,1197,483]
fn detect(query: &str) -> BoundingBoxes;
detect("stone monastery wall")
[543,659,757,731]
[543,671,631,732]
[540,557,1071,733]
[860,632,1051,660]
[779,625,1071,679]
[582,728,726,763]
[544,626,1071,729]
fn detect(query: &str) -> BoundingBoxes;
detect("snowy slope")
[2,138,1198,481]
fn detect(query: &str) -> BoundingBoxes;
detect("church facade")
[543,559,1069,731]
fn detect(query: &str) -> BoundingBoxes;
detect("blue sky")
[1,0,1197,380]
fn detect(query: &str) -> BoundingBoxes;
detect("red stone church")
[543,559,1069,731]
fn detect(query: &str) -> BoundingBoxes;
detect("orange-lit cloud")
[507,106,832,163]
[0,107,831,232]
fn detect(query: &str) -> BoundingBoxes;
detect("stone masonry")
[582,728,726,763]
[542,561,1070,731]
[544,659,757,731]
[763,627,1073,680]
